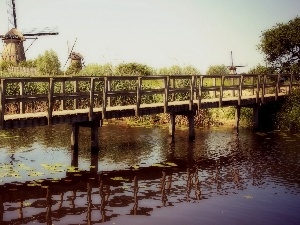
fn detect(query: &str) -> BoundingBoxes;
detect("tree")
[115,62,153,76]
[258,16,300,73]
[79,63,114,76]
[36,50,61,75]
[248,64,275,74]
[65,61,82,75]
[206,64,229,75]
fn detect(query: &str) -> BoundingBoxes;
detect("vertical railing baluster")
[251,76,255,95]
[136,77,142,116]
[19,81,25,114]
[0,79,6,129]
[219,76,224,107]
[47,78,54,125]
[171,77,175,101]
[275,74,280,100]
[289,74,293,94]
[256,75,260,103]
[107,79,111,107]
[89,78,95,121]
[261,75,266,104]
[102,77,108,119]
[213,77,216,98]
[164,76,170,113]
[73,80,78,110]
[60,80,66,110]
[189,76,195,110]
[198,76,203,110]
[232,77,235,97]
[238,75,243,105]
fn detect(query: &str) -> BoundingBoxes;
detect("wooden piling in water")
[169,113,176,142]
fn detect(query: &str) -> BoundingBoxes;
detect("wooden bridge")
[0,74,299,147]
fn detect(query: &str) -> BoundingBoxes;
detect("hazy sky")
[0,0,299,73]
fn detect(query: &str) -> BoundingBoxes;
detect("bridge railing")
[0,74,300,124]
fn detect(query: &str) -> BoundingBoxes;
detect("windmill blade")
[11,0,17,28]
[6,0,16,28]
[24,37,38,53]
[23,27,59,36]
[63,38,78,69]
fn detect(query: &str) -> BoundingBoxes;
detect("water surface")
[0,124,300,224]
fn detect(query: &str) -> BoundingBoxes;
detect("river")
[0,123,300,225]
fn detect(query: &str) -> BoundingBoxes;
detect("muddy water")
[0,124,300,225]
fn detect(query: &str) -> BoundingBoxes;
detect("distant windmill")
[0,0,58,64]
[63,38,85,71]
[227,51,246,74]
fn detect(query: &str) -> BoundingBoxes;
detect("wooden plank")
[164,76,169,113]
[19,81,25,114]
[0,79,5,129]
[102,77,108,119]
[89,78,95,121]
[47,78,54,125]
[60,81,66,110]
[73,80,78,110]
[136,77,141,116]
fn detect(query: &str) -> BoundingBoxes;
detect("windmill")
[63,38,85,71]
[227,51,245,74]
[0,0,58,64]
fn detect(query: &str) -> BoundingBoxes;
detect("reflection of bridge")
[0,141,260,224]
[0,74,299,148]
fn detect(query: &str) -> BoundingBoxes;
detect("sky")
[0,0,300,74]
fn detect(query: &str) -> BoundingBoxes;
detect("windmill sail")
[22,27,59,36]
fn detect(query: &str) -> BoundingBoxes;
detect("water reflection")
[0,125,300,224]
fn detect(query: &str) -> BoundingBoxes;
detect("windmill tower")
[227,51,245,74]
[0,0,58,64]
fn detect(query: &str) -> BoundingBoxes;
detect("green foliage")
[115,62,153,76]
[36,50,61,75]
[277,89,300,131]
[248,64,276,74]
[206,64,229,75]
[65,61,82,75]
[158,64,200,75]
[18,60,36,68]
[0,61,15,72]
[258,16,300,73]
[79,63,114,76]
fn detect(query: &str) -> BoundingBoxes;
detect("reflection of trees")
[1,128,300,223]
[0,125,70,152]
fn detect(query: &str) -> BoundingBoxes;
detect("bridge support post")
[234,106,241,132]
[71,123,79,153]
[188,114,195,141]
[169,113,176,142]
[252,105,260,131]
[71,120,100,154]
[91,122,99,153]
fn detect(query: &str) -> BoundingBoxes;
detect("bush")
[277,89,300,131]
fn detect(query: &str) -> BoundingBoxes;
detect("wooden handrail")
[0,74,299,126]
